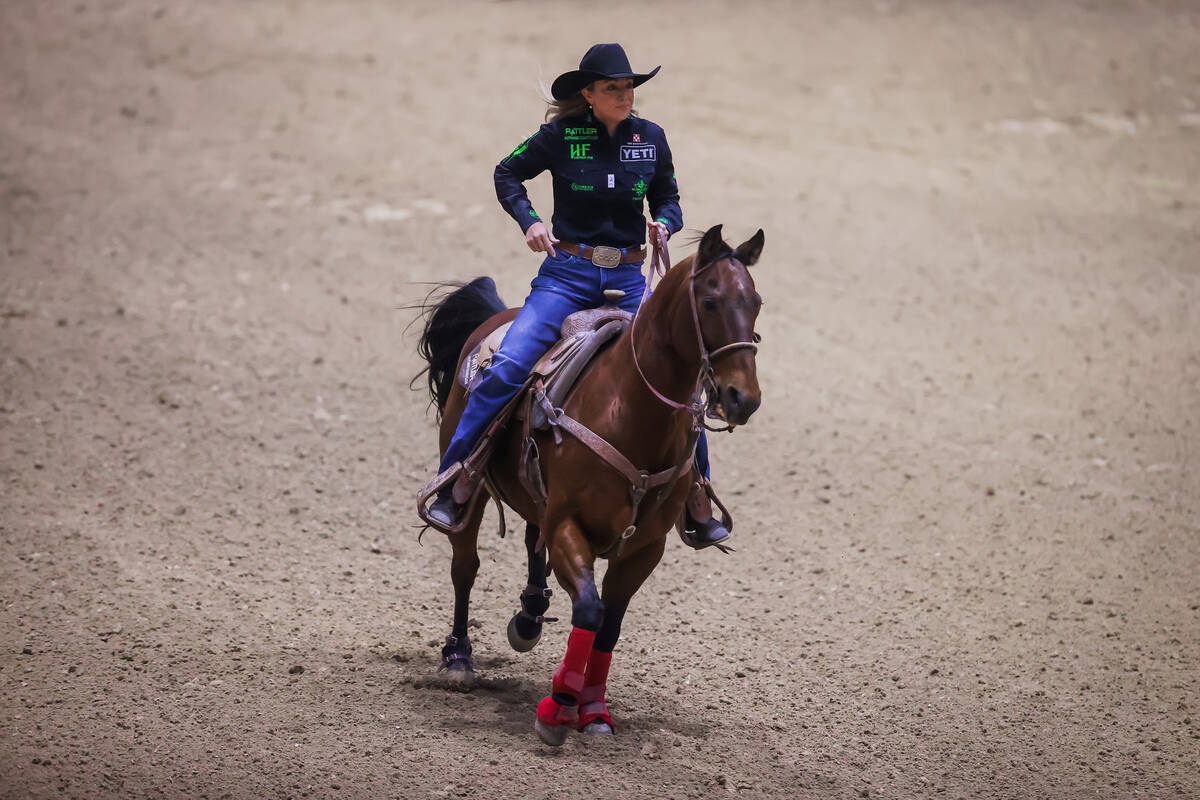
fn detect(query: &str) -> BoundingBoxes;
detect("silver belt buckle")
[589,245,622,268]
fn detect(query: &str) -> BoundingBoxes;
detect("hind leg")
[507,522,554,652]
[439,506,486,684]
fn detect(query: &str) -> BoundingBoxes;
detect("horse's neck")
[574,258,701,440]
[557,261,699,468]
[630,256,703,397]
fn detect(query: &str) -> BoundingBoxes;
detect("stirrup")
[680,514,734,553]
[676,476,735,553]
[416,462,482,535]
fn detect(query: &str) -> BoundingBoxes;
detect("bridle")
[629,234,760,432]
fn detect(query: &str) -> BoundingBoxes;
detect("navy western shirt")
[494,112,683,250]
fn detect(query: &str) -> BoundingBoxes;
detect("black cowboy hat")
[550,43,661,101]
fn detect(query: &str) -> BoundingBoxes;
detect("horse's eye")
[701,297,718,312]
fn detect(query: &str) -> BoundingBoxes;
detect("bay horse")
[412,224,764,745]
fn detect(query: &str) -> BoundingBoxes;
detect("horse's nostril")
[722,385,760,424]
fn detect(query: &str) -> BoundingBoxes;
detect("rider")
[426,43,729,549]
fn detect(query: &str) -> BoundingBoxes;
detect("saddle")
[417,299,726,551]
[416,303,633,536]
[455,306,631,418]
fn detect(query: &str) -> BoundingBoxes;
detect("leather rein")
[630,234,761,432]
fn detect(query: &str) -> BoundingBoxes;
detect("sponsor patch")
[620,144,656,162]
[564,126,599,142]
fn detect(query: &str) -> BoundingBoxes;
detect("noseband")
[630,236,760,431]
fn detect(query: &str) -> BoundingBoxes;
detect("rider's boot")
[426,489,467,531]
[423,463,484,533]
[680,477,731,550]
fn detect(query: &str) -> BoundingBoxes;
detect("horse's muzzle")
[720,384,761,426]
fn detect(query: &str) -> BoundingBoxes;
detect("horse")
[412,223,764,745]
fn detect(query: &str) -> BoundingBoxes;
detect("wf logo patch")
[620,144,656,162]
[569,143,593,160]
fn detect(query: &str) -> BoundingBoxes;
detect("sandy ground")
[2,1,1198,798]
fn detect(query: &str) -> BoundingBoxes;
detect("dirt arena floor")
[2,1,1198,798]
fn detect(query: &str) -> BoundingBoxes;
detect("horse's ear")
[734,229,765,267]
[697,224,726,265]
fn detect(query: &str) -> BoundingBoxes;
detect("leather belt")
[558,242,646,268]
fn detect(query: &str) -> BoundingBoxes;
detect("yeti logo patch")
[620,144,656,162]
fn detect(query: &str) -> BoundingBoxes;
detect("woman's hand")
[525,221,559,257]
[647,220,669,250]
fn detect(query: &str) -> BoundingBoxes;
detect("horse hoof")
[442,662,474,679]
[579,720,613,736]
[507,615,542,653]
[534,717,571,747]
[440,663,475,688]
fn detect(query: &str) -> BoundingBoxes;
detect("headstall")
[629,233,760,432]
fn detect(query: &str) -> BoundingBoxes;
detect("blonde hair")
[542,84,639,123]
[539,74,592,123]
[546,92,590,122]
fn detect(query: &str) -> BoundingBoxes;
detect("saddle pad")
[457,322,512,392]
[479,322,511,371]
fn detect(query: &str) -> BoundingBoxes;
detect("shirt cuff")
[519,208,542,233]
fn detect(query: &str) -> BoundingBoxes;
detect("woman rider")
[426,43,729,549]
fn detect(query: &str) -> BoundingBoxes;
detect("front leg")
[579,533,667,735]
[534,516,603,746]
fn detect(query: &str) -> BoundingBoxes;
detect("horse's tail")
[410,278,507,419]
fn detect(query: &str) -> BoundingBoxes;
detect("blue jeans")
[440,248,711,478]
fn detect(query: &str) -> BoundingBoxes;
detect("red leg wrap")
[578,649,614,731]
[578,699,614,731]
[580,649,612,704]
[536,694,579,727]
[551,627,596,698]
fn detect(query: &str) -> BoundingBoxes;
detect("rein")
[629,233,760,430]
